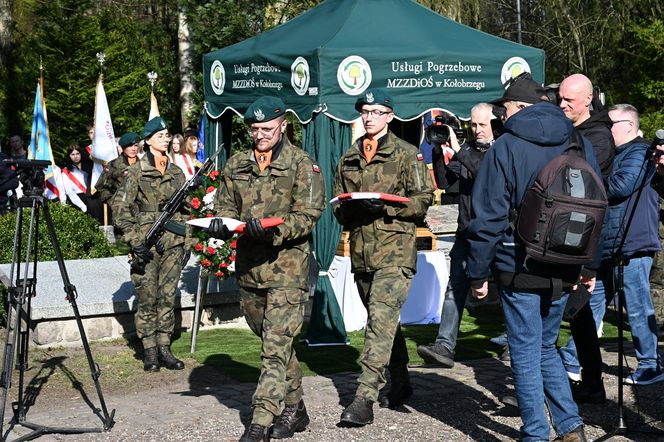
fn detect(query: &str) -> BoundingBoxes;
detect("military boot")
[158,345,185,370]
[378,378,413,409]
[143,347,159,372]
[271,399,310,438]
[239,423,270,442]
[339,396,374,427]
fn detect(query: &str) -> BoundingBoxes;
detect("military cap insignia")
[160,121,166,128]
[312,164,320,173]
[366,92,374,103]
[254,109,265,121]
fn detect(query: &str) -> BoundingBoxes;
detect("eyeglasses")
[360,109,391,118]
[611,119,632,126]
[248,125,281,137]
[154,133,172,141]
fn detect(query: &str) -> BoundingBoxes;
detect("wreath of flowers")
[189,169,236,280]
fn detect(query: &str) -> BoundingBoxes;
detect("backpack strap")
[565,129,585,158]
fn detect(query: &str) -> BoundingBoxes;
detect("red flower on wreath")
[231,240,237,249]
[189,168,236,280]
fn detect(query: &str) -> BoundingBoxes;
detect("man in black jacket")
[417,102,496,367]
[558,73,615,403]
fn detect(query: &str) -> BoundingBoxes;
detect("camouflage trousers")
[354,266,414,401]
[240,286,308,427]
[650,221,664,326]
[131,245,184,349]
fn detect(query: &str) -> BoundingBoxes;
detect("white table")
[327,251,448,331]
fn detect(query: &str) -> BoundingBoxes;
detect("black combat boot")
[239,423,270,442]
[378,378,413,409]
[339,396,374,427]
[158,345,185,370]
[143,347,159,372]
[271,399,310,438]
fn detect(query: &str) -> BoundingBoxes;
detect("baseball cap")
[491,73,548,106]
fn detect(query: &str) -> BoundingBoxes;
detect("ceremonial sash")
[182,154,194,176]
[63,168,87,193]
[45,179,60,199]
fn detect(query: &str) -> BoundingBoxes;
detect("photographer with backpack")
[467,73,605,442]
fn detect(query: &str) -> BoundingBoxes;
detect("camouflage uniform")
[333,131,433,401]
[650,200,664,327]
[214,137,325,427]
[95,155,134,207]
[114,153,187,350]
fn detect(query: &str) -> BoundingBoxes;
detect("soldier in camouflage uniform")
[333,89,434,426]
[95,132,140,215]
[208,96,325,442]
[114,117,186,373]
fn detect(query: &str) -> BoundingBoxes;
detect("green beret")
[119,132,140,148]
[244,97,286,124]
[142,116,168,139]
[355,88,394,112]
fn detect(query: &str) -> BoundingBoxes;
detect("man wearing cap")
[114,117,187,373]
[96,131,140,208]
[333,88,433,426]
[208,96,325,442]
[466,73,599,441]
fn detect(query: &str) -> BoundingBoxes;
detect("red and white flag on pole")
[90,75,117,191]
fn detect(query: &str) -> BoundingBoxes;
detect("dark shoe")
[416,342,454,368]
[570,379,606,404]
[500,344,510,362]
[143,347,159,372]
[158,345,185,370]
[271,399,309,438]
[239,423,270,442]
[378,380,413,408]
[554,424,587,442]
[339,397,374,427]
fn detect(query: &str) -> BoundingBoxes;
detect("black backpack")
[514,131,608,266]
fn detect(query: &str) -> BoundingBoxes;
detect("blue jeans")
[434,240,470,352]
[502,288,582,441]
[561,256,660,371]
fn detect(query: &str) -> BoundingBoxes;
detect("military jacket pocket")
[376,218,411,233]
[286,288,309,305]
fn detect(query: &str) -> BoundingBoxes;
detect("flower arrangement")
[189,169,236,280]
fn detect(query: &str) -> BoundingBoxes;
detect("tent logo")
[500,57,531,86]
[210,60,226,95]
[337,55,372,96]
[291,57,310,96]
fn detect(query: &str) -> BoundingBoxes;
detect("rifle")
[130,147,223,273]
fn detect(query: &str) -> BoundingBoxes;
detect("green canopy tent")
[202,0,545,345]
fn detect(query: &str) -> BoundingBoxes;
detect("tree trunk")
[177,8,195,130]
[0,0,13,66]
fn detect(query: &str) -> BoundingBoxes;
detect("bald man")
[559,73,615,177]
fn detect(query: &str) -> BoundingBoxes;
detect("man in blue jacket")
[467,73,596,441]
[562,104,663,386]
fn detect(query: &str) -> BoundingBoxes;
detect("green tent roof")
[203,0,545,122]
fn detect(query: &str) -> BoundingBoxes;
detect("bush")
[0,203,113,264]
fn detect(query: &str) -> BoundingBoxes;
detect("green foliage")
[0,203,112,264]
[4,0,180,163]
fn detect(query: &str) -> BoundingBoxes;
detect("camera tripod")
[0,193,115,441]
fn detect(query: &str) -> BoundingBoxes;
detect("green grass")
[171,305,630,382]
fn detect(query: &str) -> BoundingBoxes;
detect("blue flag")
[28,81,54,180]
[196,112,206,163]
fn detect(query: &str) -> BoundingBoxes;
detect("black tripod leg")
[41,201,115,430]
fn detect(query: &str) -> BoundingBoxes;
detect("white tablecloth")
[327,251,448,331]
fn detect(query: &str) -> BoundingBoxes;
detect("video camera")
[425,114,466,145]
[2,158,50,196]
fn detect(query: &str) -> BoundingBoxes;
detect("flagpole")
[95,52,110,227]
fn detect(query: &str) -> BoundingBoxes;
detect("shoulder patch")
[417,153,424,161]
[312,164,320,173]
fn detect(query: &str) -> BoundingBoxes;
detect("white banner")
[91,76,117,189]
